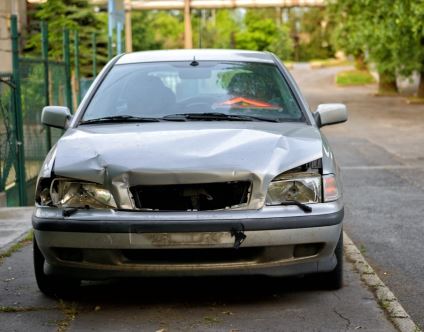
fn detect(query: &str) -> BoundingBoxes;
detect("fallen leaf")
[222,311,234,315]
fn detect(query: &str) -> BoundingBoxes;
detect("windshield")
[82,61,305,122]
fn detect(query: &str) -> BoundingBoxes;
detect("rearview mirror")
[314,103,347,128]
[41,106,71,129]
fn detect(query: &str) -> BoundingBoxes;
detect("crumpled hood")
[53,122,323,209]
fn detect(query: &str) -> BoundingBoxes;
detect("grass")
[57,300,78,332]
[0,305,41,313]
[374,91,400,97]
[335,70,376,86]
[0,230,33,265]
[310,58,352,69]
[405,96,424,104]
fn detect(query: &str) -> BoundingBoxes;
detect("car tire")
[320,230,343,290]
[33,236,80,298]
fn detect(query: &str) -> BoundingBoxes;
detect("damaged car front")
[32,50,347,297]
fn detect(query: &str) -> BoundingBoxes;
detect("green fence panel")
[80,77,94,99]
[0,74,18,205]
[18,58,48,193]
[2,16,80,206]
[48,62,68,145]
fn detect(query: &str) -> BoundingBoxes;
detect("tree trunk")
[354,53,367,71]
[378,70,398,94]
[417,70,424,98]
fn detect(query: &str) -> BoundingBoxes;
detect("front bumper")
[33,201,344,279]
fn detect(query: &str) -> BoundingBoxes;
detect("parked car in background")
[32,49,347,297]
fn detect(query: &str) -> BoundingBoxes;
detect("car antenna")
[190,56,199,67]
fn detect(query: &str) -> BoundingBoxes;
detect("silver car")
[33,50,347,297]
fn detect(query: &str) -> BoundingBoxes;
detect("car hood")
[52,122,323,209]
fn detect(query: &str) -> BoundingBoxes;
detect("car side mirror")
[314,103,348,128]
[41,106,72,129]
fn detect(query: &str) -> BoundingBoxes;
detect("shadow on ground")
[68,274,329,305]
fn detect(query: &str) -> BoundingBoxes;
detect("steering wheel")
[179,95,223,112]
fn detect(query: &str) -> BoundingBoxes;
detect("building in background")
[0,0,27,74]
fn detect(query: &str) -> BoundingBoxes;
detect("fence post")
[108,35,113,60]
[10,15,27,206]
[41,21,51,151]
[63,28,73,112]
[74,30,81,105]
[92,32,97,78]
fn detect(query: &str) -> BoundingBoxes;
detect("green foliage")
[24,0,107,76]
[328,0,424,94]
[297,8,334,61]
[193,9,241,49]
[236,9,293,60]
[132,11,184,51]
[131,8,293,60]
[390,1,424,77]
[131,11,160,51]
[327,0,366,59]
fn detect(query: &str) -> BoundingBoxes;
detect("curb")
[0,229,32,256]
[344,232,421,332]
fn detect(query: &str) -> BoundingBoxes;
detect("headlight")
[266,172,322,205]
[50,179,117,209]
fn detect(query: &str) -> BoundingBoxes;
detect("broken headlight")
[50,179,117,209]
[266,172,322,205]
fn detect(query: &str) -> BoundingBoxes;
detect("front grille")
[130,181,251,211]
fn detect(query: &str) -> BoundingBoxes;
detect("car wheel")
[33,236,80,298]
[320,231,343,290]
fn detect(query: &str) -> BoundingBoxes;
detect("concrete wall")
[0,0,27,74]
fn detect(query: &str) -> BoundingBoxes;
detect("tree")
[131,11,160,51]
[193,9,241,49]
[328,0,399,93]
[25,0,107,77]
[328,0,367,69]
[132,11,184,51]
[236,9,293,60]
[296,8,335,61]
[391,0,424,98]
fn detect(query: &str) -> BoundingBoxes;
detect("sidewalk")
[0,207,33,253]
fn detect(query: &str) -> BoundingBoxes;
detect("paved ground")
[291,63,424,329]
[0,207,33,252]
[2,64,423,331]
[0,244,395,332]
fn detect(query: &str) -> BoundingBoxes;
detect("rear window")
[82,61,304,122]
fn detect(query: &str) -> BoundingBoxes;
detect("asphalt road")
[1,64,422,331]
[0,244,395,331]
[291,63,424,329]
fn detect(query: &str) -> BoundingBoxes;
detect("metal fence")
[0,74,18,206]
[0,15,97,206]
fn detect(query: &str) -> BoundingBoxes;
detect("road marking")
[344,232,421,332]
[341,165,422,170]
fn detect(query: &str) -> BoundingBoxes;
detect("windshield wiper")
[162,112,280,123]
[79,115,161,125]
[278,200,312,213]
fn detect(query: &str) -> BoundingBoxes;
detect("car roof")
[116,49,276,65]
